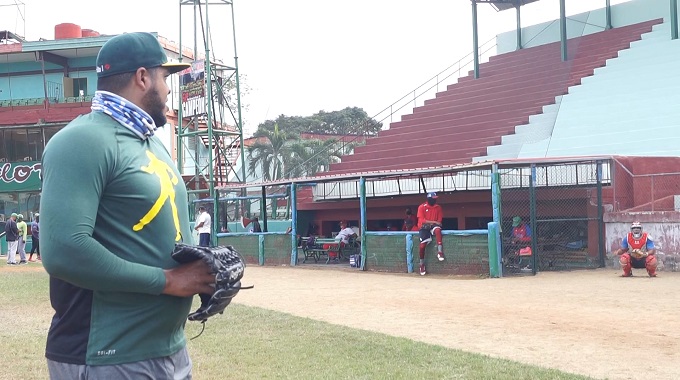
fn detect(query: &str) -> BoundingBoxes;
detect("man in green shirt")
[16,214,28,264]
[41,32,215,379]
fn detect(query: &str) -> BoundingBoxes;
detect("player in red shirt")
[416,192,445,275]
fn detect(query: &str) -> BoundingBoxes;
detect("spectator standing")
[16,214,28,264]
[194,206,212,247]
[251,217,262,233]
[40,32,215,378]
[28,213,41,262]
[4,213,19,265]
[417,193,446,275]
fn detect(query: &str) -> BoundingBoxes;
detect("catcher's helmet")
[631,221,643,238]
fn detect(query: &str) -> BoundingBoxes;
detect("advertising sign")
[0,161,42,192]
[179,60,206,117]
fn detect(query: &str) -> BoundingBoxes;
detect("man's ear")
[133,67,153,91]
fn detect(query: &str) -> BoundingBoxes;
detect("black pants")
[199,233,211,247]
[30,237,40,255]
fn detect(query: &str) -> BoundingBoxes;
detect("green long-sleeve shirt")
[16,221,27,240]
[41,112,193,365]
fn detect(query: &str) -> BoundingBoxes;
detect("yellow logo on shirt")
[133,150,182,241]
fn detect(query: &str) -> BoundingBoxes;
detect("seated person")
[334,220,357,245]
[303,235,318,249]
[510,216,531,244]
[322,221,357,250]
[504,216,532,269]
[402,207,418,231]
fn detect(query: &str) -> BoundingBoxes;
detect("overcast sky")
[2,0,630,136]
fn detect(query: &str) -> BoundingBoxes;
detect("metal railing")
[611,159,680,212]
[253,37,499,183]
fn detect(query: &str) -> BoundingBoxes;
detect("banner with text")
[0,161,42,192]
[179,60,206,117]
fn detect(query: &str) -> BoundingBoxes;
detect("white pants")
[17,237,27,262]
[6,240,18,263]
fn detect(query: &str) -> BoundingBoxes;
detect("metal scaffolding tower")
[177,0,246,244]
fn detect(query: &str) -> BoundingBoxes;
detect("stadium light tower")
[178,0,246,245]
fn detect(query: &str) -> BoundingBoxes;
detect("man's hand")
[171,244,248,322]
[162,260,215,297]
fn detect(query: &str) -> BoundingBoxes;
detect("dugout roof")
[217,155,615,191]
[476,0,542,12]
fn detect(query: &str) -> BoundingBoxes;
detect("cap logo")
[96,63,112,74]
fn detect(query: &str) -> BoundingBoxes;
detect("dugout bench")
[300,236,359,264]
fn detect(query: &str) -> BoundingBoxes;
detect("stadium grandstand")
[218,0,680,277]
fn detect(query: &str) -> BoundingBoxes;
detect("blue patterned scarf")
[91,91,157,140]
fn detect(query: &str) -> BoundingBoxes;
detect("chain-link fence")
[364,232,489,275]
[499,160,606,275]
[610,159,680,212]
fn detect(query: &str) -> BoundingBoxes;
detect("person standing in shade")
[28,213,41,262]
[417,192,445,275]
[40,32,215,379]
[251,217,262,233]
[16,213,28,265]
[194,206,212,247]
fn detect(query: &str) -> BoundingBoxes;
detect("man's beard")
[142,86,167,127]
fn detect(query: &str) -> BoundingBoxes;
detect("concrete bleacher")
[326,20,659,174]
[478,20,678,160]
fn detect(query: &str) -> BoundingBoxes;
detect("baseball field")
[1,263,678,379]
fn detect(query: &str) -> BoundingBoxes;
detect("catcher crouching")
[613,221,657,277]
[172,243,251,323]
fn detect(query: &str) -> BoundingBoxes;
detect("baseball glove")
[630,249,648,259]
[171,244,250,322]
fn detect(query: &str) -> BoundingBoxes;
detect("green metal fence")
[363,231,490,276]
[498,160,606,275]
[217,229,494,277]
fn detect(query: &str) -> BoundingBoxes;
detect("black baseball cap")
[96,32,190,78]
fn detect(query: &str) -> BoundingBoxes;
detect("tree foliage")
[256,107,382,136]
[246,107,378,181]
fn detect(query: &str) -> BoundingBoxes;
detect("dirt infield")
[236,266,680,380]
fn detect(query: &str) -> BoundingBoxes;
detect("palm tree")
[284,138,361,178]
[246,124,296,181]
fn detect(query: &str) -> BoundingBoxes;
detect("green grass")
[0,267,593,380]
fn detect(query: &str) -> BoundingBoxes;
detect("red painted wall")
[0,104,91,126]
